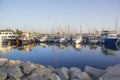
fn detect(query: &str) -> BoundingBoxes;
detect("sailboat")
[72,26,83,44]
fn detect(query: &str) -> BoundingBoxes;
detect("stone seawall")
[0,58,120,80]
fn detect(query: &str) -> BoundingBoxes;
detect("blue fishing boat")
[101,17,120,45]
[104,33,119,45]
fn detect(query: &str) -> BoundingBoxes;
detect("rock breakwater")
[0,58,120,80]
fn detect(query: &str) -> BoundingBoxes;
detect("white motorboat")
[39,36,48,42]
[59,37,67,43]
[89,37,99,44]
[72,36,82,44]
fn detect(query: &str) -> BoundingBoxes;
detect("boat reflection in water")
[58,43,68,49]
[73,44,82,51]
[101,44,120,55]
[40,43,49,48]
[17,44,36,52]
[88,44,98,50]
[0,43,14,54]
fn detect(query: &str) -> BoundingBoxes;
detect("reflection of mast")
[52,45,59,68]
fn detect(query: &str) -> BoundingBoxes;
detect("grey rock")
[85,66,104,80]
[47,65,57,73]
[58,67,69,80]
[77,72,92,80]
[0,72,7,80]
[70,72,92,80]
[22,73,44,80]
[22,62,36,75]
[104,66,112,72]
[32,68,52,76]
[69,67,82,79]
[69,67,92,80]
[8,60,22,66]
[8,66,23,78]
[98,64,120,80]
[7,78,21,80]
[0,58,8,67]
[71,72,92,80]
[45,73,61,80]
[35,64,46,69]
[99,77,120,80]
[0,66,23,79]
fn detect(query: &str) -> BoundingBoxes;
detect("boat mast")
[80,25,82,35]
[115,16,118,34]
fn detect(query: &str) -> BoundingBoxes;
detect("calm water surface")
[0,43,120,70]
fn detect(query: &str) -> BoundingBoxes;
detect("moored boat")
[104,33,119,45]
[0,30,17,43]
[16,33,31,46]
[39,36,48,42]
[59,37,67,43]
[72,36,82,44]
[89,37,99,44]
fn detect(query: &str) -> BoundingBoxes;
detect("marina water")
[0,43,120,70]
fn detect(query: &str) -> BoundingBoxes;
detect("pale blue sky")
[0,0,120,33]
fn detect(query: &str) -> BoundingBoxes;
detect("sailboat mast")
[80,25,82,35]
[115,16,117,33]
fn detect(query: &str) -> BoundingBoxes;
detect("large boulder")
[58,67,69,80]
[31,68,52,76]
[7,66,23,79]
[69,67,92,80]
[85,66,104,80]
[0,65,23,79]
[0,72,7,80]
[22,67,61,80]
[69,67,82,79]
[47,65,57,73]
[8,60,22,67]
[98,64,120,80]
[45,73,61,80]
[22,73,45,80]
[35,64,46,69]
[22,62,37,75]
[0,58,8,67]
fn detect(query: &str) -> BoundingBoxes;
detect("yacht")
[59,37,67,43]
[72,36,82,44]
[39,36,48,42]
[0,30,17,43]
